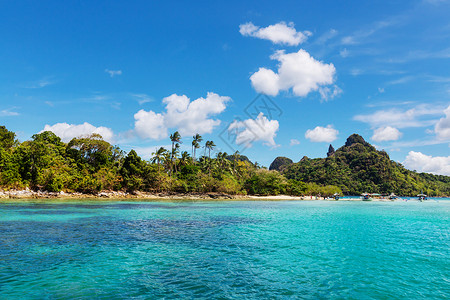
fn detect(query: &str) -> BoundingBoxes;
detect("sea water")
[0,200,449,299]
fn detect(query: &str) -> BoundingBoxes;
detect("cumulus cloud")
[305,125,338,142]
[228,113,279,148]
[403,151,450,176]
[239,21,311,46]
[435,105,450,140]
[42,122,114,143]
[250,49,337,99]
[134,92,230,140]
[371,126,402,142]
[134,110,167,140]
[354,104,443,128]
[105,69,122,77]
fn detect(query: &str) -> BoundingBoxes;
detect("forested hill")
[279,134,450,196]
[1,124,448,197]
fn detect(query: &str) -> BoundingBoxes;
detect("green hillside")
[281,134,450,196]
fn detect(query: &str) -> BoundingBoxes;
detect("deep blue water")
[0,200,449,299]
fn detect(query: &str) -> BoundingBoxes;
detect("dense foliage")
[282,134,450,196]
[3,127,445,197]
[0,126,341,196]
[268,156,293,171]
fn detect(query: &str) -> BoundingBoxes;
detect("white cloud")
[350,69,363,76]
[435,105,450,140]
[42,122,114,143]
[228,113,279,148]
[134,92,230,140]
[134,110,167,140]
[371,126,402,142]
[25,77,56,89]
[386,76,415,85]
[0,107,19,116]
[105,69,122,77]
[239,21,311,46]
[315,29,338,44]
[250,49,337,99]
[403,151,450,176]
[319,85,342,101]
[305,125,339,143]
[132,93,153,105]
[290,139,300,146]
[340,48,349,58]
[341,20,395,45]
[354,104,443,128]
[130,145,172,160]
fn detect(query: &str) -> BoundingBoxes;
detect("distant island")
[0,126,448,198]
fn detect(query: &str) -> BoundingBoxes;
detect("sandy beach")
[0,189,408,201]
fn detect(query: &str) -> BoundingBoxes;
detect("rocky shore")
[0,189,238,200]
[0,189,411,201]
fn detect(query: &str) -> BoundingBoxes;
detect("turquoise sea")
[0,200,449,299]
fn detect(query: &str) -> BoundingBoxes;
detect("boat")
[362,193,372,201]
[333,193,340,200]
[388,193,398,200]
[371,193,383,200]
[417,194,427,201]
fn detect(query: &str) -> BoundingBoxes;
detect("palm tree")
[192,134,203,162]
[169,131,182,175]
[179,151,191,168]
[205,140,216,159]
[162,152,171,172]
[151,147,167,166]
[216,152,227,168]
[171,143,180,174]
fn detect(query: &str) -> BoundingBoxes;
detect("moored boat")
[417,194,427,201]
[362,193,372,201]
[388,193,398,200]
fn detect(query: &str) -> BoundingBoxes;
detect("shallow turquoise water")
[0,200,449,299]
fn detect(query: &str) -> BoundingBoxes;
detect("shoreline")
[0,189,431,202]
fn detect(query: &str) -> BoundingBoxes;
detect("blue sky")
[1,0,450,175]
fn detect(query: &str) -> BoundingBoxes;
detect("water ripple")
[0,200,448,299]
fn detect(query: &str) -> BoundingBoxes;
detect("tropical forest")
[0,126,448,196]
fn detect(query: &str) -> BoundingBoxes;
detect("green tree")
[67,134,117,171]
[192,133,203,162]
[169,131,182,175]
[205,140,215,159]
[120,150,145,191]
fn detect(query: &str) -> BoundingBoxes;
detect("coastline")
[0,189,414,201]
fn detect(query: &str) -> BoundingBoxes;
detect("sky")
[1,0,450,175]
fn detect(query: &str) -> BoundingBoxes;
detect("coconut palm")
[151,147,167,166]
[171,143,180,174]
[205,140,216,159]
[162,152,171,172]
[179,151,191,168]
[192,134,203,162]
[216,152,229,170]
[169,131,182,175]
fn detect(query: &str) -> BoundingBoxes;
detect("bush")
[244,169,287,195]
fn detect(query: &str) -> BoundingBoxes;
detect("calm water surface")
[0,200,449,299]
